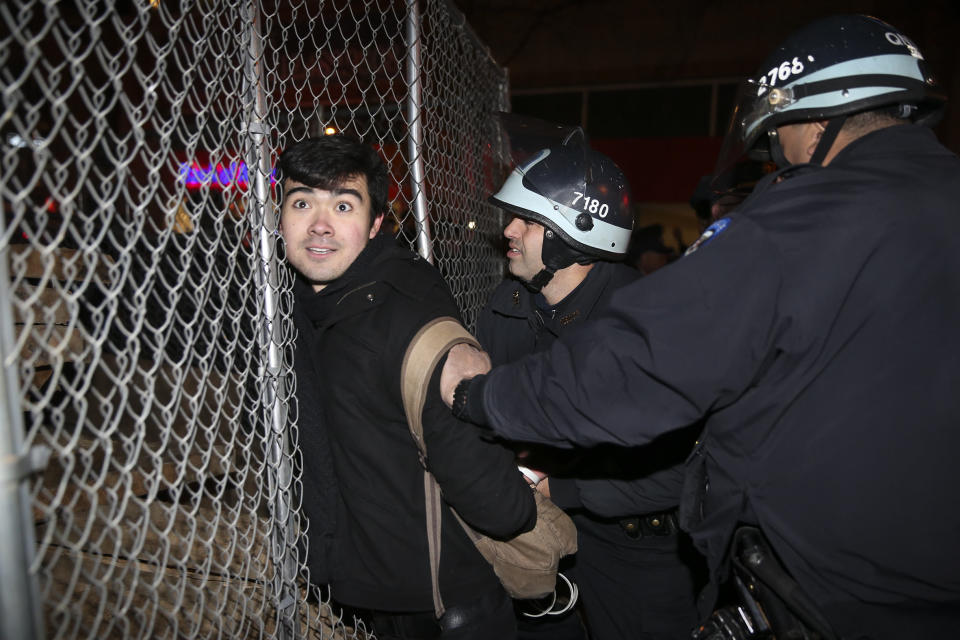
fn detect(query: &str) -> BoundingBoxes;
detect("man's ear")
[806,121,829,161]
[369,212,385,238]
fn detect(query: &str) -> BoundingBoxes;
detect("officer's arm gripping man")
[460,215,784,449]
[422,350,537,539]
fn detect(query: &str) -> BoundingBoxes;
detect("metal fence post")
[0,241,46,640]
[406,0,434,264]
[243,2,299,638]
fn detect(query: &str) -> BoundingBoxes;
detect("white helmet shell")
[491,146,633,260]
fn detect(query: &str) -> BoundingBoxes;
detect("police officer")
[478,142,703,640]
[442,15,960,639]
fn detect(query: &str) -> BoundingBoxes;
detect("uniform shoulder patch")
[684,217,731,256]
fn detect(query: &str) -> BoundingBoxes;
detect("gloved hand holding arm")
[440,342,491,407]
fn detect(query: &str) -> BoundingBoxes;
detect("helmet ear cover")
[518,231,595,294]
[541,228,595,271]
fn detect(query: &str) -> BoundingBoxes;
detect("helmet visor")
[712,78,799,187]
[494,111,593,218]
[496,111,587,168]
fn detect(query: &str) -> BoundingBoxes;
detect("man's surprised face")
[280,176,382,292]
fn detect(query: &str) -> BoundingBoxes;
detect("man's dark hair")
[276,135,389,223]
[841,105,911,138]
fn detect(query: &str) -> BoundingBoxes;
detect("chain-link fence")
[0,1,510,638]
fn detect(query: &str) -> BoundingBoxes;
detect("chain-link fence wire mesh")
[0,0,510,638]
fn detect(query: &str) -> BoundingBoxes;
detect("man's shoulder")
[595,260,639,290]
[555,261,637,324]
[373,241,455,303]
[848,122,957,162]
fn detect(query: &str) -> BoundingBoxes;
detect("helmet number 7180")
[571,191,609,218]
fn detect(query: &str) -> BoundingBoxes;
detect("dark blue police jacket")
[471,124,960,638]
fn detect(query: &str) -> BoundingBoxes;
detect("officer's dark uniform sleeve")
[478,217,783,449]
[422,352,537,539]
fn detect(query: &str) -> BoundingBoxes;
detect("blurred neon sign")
[178,161,276,189]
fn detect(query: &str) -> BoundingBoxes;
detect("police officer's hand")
[440,343,491,408]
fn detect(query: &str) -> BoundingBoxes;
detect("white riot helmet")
[491,139,633,291]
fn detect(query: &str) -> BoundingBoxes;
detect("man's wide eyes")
[288,199,354,211]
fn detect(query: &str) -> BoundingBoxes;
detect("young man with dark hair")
[278,135,535,640]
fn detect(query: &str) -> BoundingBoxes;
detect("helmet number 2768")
[758,57,805,90]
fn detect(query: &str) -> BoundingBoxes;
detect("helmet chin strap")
[524,268,555,293]
[809,116,847,165]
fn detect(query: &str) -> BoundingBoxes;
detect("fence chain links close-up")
[0,1,510,637]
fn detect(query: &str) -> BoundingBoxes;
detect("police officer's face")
[504,216,546,282]
[280,176,383,292]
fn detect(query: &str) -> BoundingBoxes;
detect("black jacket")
[468,125,960,637]
[292,234,535,612]
[476,261,690,518]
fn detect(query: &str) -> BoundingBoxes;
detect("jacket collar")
[828,122,937,167]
